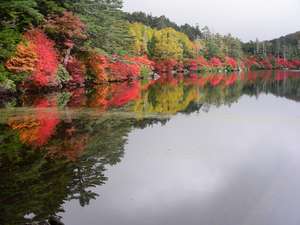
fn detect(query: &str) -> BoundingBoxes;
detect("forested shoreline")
[1,0,300,94]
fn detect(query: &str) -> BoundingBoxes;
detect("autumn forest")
[0,0,300,94]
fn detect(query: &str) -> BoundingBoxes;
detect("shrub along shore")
[1,1,299,94]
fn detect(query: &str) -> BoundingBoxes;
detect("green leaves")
[0,0,43,30]
[0,28,21,62]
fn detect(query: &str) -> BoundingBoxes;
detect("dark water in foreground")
[1,70,300,225]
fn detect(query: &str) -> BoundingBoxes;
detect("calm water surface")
[1,70,300,225]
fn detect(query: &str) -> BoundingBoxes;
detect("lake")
[1,70,300,225]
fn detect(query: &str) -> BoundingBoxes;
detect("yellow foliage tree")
[148,28,195,60]
[129,23,154,55]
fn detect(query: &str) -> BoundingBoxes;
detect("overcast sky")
[123,0,300,42]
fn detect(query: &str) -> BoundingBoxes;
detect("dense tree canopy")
[0,0,299,92]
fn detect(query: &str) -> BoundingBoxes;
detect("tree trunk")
[63,47,72,67]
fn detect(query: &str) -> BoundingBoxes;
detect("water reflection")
[1,70,300,225]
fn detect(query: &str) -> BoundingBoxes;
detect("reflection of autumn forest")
[1,70,300,224]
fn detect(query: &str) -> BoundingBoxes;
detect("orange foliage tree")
[6,29,59,87]
[5,42,37,74]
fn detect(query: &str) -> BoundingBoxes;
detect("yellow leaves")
[133,80,199,114]
[5,42,37,74]
[129,23,154,55]
[151,28,195,60]
[129,23,194,60]
[151,28,183,60]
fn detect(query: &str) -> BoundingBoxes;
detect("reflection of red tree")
[260,70,273,81]
[198,76,210,87]
[109,81,141,107]
[209,74,224,86]
[275,71,289,81]
[46,130,88,162]
[225,74,238,86]
[184,74,199,86]
[88,85,110,110]
[68,88,87,107]
[9,97,60,147]
[246,72,258,82]
[156,74,178,86]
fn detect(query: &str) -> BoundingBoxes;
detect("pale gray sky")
[123,0,300,42]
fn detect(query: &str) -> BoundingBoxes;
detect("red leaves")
[9,97,60,147]
[45,11,87,44]
[5,29,59,87]
[154,59,178,72]
[24,29,59,87]
[224,74,238,86]
[209,57,223,68]
[185,56,211,71]
[260,58,273,70]
[88,54,154,82]
[290,60,300,69]
[124,55,155,69]
[108,61,140,80]
[275,58,290,69]
[109,82,141,107]
[244,56,300,70]
[224,57,238,70]
[185,59,198,71]
[66,57,86,86]
[209,74,224,86]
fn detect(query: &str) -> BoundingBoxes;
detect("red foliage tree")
[224,56,238,70]
[209,57,223,68]
[244,57,261,70]
[198,76,210,87]
[154,59,178,72]
[275,58,289,69]
[196,56,210,68]
[124,55,155,69]
[66,57,86,86]
[44,11,87,65]
[24,29,59,87]
[108,61,140,81]
[185,59,198,71]
[259,58,273,70]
